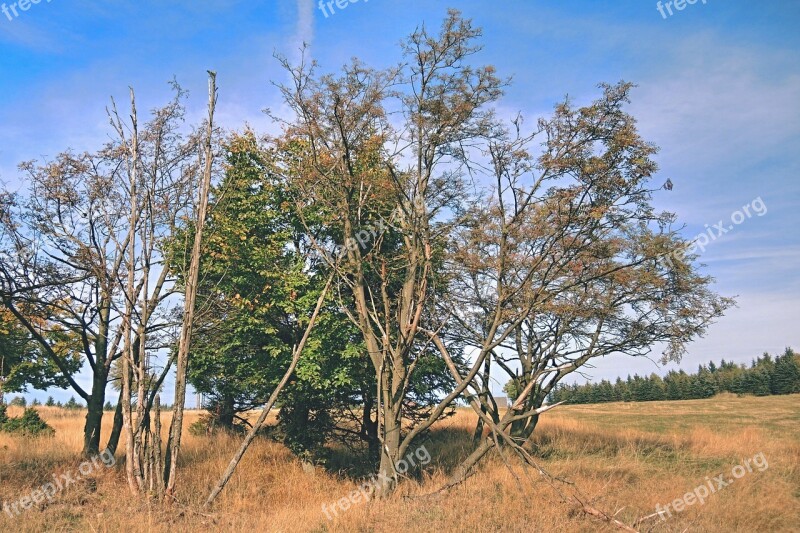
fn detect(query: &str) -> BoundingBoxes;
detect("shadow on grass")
[323,424,478,481]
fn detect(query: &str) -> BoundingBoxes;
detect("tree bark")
[362,391,379,463]
[105,390,124,456]
[218,393,235,430]
[82,365,108,456]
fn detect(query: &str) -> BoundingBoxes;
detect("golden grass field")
[1,393,798,532]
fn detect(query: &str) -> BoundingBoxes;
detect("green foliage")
[182,132,462,461]
[0,403,7,425]
[188,413,247,436]
[183,132,369,457]
[188,418,210,437]
[549,348,800,404]
[64,396,81,410]
[771,348,800,395]
[503,380,521,402]
[0,309,82,395]
[9,396,26,407]
[45,396,55,407]
[0,407,55,437]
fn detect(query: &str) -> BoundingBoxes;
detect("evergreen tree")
[535,349,797,405]
[771,348,800,395]
[64,396,80,410]
[613,378,628,402]
[9,396,26,407]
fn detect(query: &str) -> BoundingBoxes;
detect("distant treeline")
[3,396,175,411]
[549,348,800,404]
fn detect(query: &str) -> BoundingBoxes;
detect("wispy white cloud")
[293,0,315,62]
[631,42,800,170]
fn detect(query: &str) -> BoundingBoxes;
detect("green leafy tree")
[0,308,80,404]
[186,132,369,460]
[503,379,522,402]
[1,407,54,436]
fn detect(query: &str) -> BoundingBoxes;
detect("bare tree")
[0,76,208,467]
[109,83,199,494]
[163,71,218,497]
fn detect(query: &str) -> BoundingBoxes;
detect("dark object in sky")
[664,178,673,191]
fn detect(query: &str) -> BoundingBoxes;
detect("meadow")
[1,394,798,532]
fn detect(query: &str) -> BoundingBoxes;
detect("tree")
[275,10,499,496]
[45,396,55,407]
[428,76,732,488]
[9,396,26,407]
[0,91,195,457]
[0,407,54,436]
[771,348,800,395]
[0,308,79,405]
[186,131,369,459]
[161,72,218,497]
[252,10,734,498]
[0,154,127,455]
[503,379,522,402]
[65,396,80,410]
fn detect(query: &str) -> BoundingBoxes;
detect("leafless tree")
[163,71,219,497]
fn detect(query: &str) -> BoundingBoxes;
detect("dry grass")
[1,394,798,532]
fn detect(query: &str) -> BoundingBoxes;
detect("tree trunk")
[472,356,492,446]
[82,365,108,456]
[105,391,124,456]
[520,414,541,450]
[376,412,401,496]
[443,437,496,490]
[362,392,379,464]
[164,71,217,496]
[375,365,403,497]
[218,393,235,430]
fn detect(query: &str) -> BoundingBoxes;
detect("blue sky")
[1,0,798,401]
